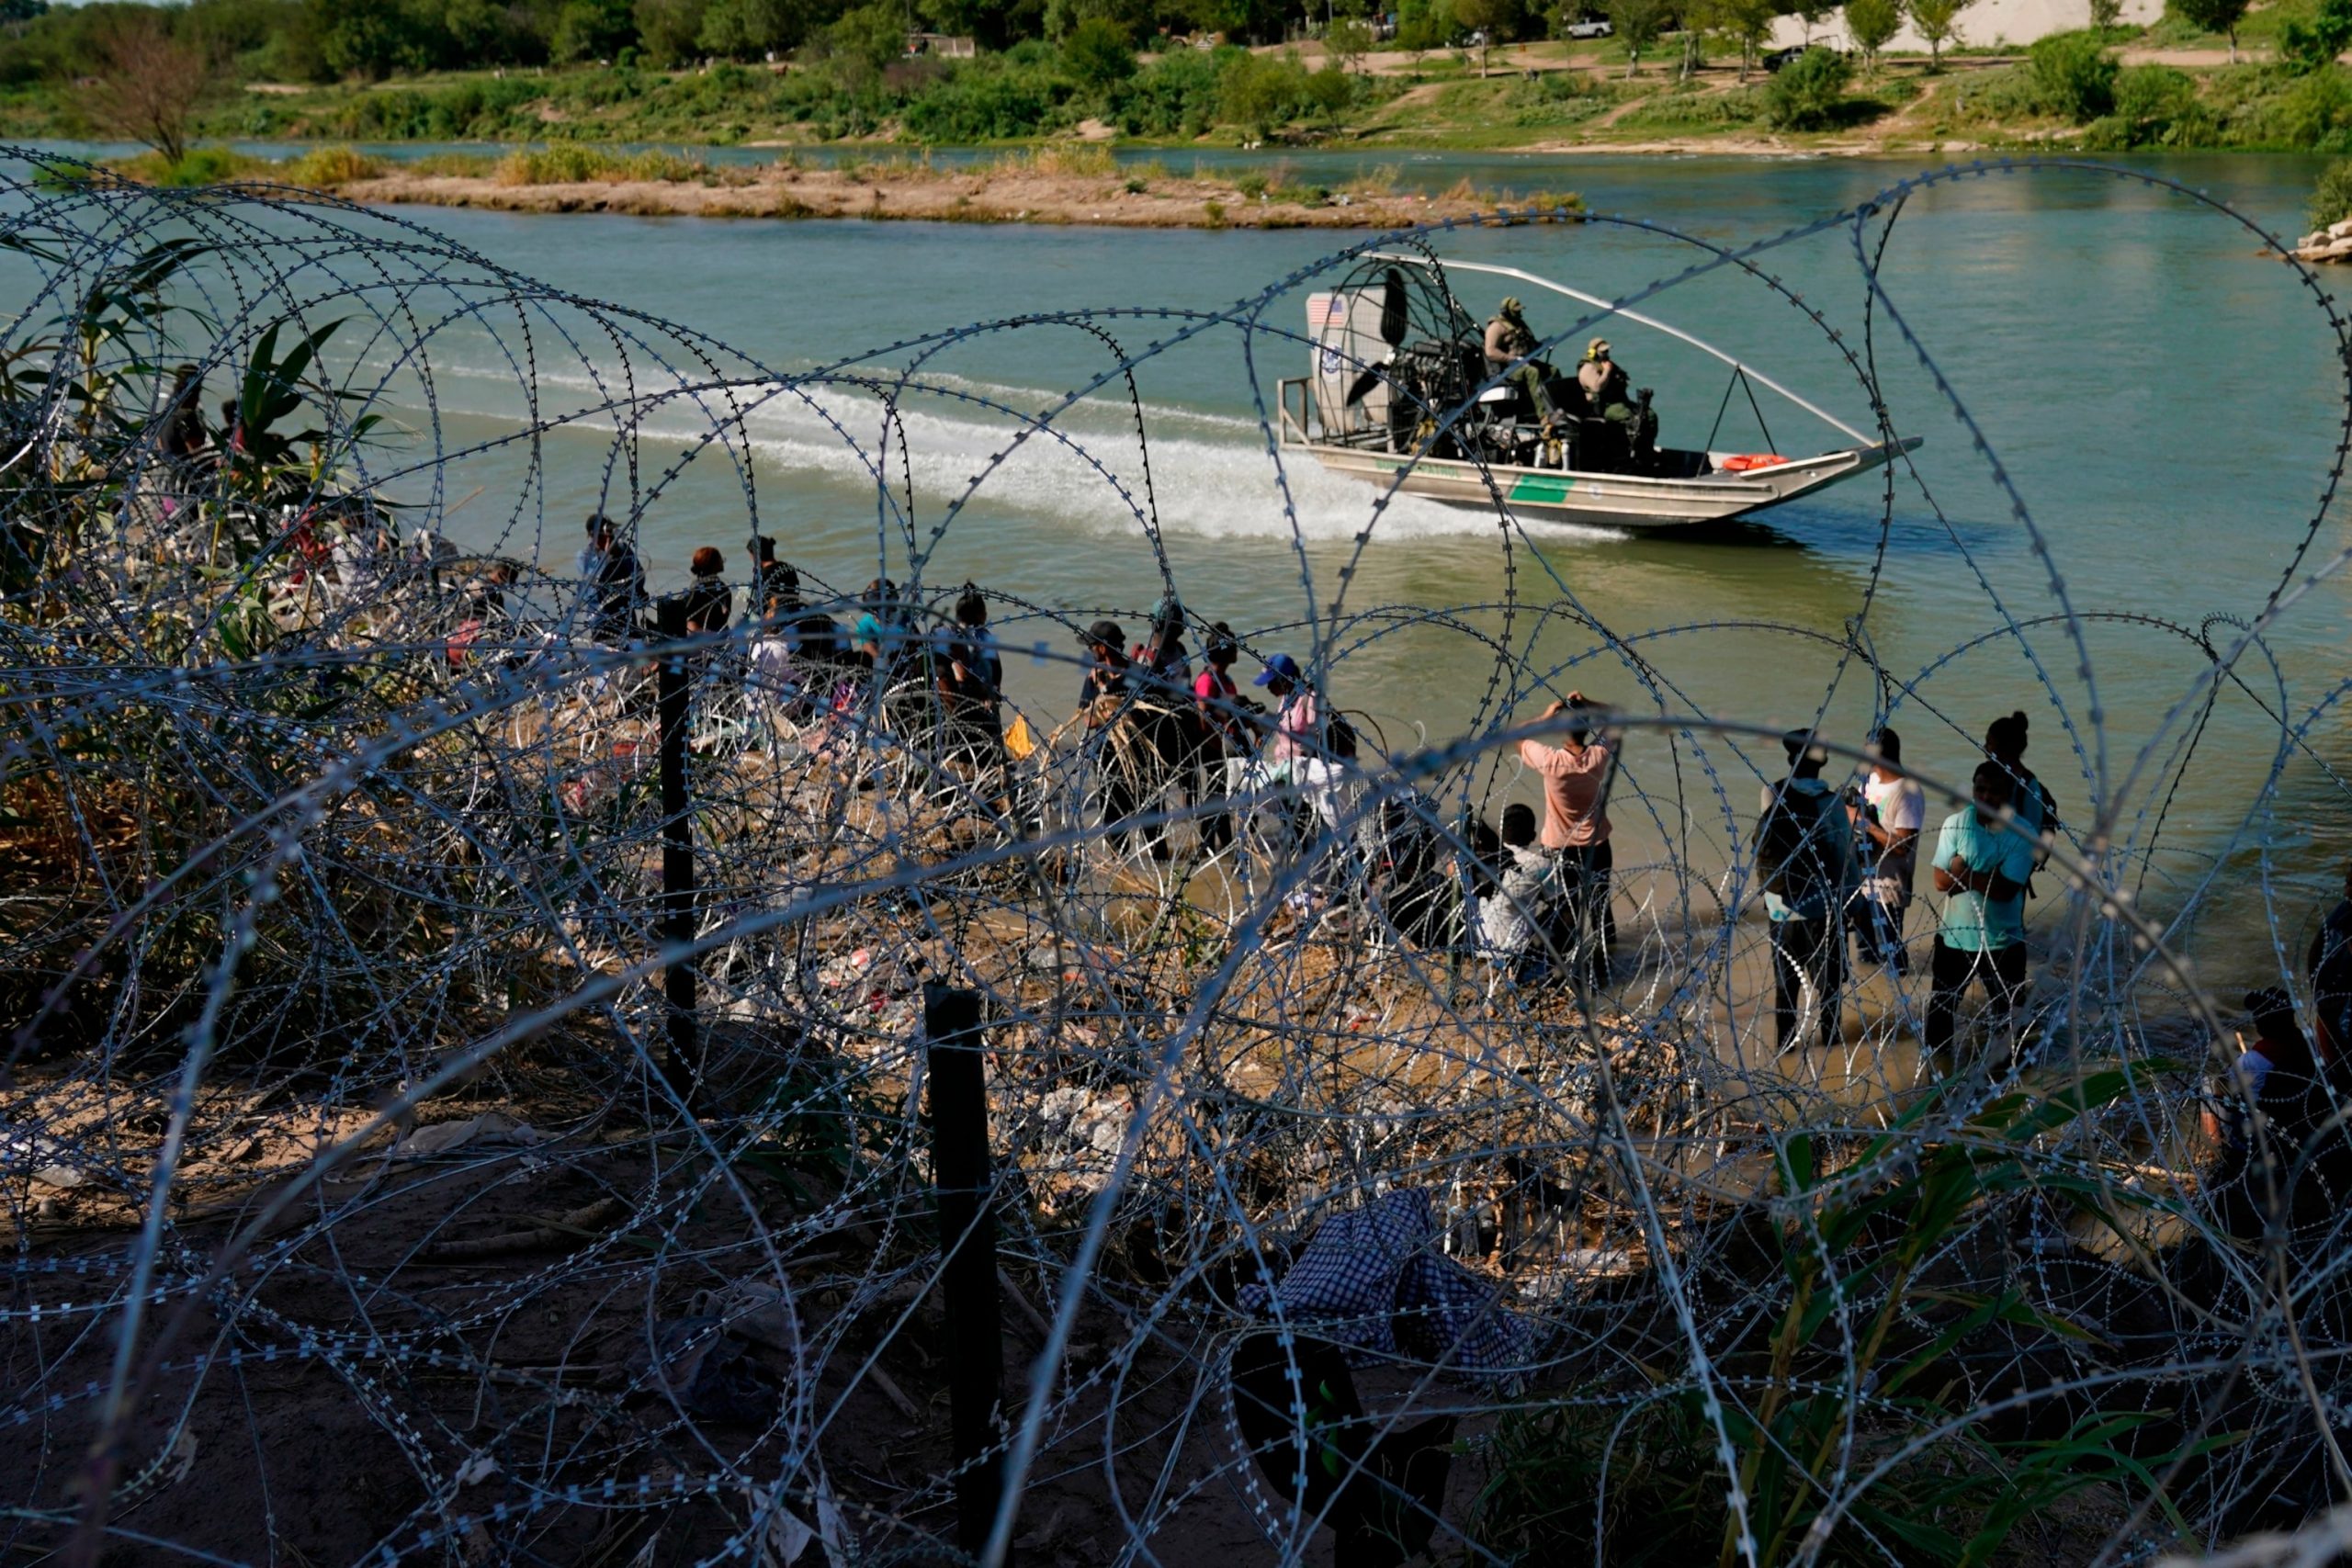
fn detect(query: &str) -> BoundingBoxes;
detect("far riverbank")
[107,143,1581,231]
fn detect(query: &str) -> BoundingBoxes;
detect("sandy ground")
[329,165,1531,230]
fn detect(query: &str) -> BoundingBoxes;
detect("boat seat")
[1579,416,1630,475]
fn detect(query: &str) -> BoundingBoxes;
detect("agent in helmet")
[1483,296,1560,430]
[1577,337,1631,417]
[1577,336,1657,470]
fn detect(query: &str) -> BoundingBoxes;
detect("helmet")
[1498,296,1523,318]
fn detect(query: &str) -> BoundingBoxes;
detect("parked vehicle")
[1565,16,1613,38]
[1765,42,1843,70]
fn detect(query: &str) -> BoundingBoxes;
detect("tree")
[634,0,709,63]
[696,0,806,56]
[2087,0,2122,29]
[2027,28,2114,118]
[1762,41,1852,124]
[2172,0,2250,62]
[1453,0,1512,73]
[552,0,637,62]
[1793,0,1830,42]
[1605,0,1667,73]
[1905,0,1971,66]
[315,0,420,80]
[1844,0,1899,72]
[1065,14,1138,84]
[2279,0,2352,69]
[1715,0,1776,76]
[82,12,219,165]
[1679,0,1713,78]
[1325,14,1374,70]
[826,0,907,72]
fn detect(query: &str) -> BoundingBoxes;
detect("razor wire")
[1,145,2350,1568]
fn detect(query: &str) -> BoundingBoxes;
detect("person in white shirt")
[745,591,802,756]
[1288,715,1371,914]
[1852,725,1925,975]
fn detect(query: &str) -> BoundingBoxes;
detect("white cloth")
[1293,757,1364,833]
[1476,843,1557,958]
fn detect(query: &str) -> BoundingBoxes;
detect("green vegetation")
[2310,155,2352,227]
[2029,29,2118,121]
[16,0,2352,161]
[1762,45,1853,128]
[1468,1070,2228,1567]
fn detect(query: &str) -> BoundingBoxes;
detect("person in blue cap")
[1254,653,1319,770]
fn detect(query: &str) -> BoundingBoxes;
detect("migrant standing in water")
[1926,762,2035,1064]
[744,536,801,625]
[1984,710,2060,886]
[936,585,1005,784]
[590,517,645,645]
[1254,654,1319,773]
[1755,729,1857,1052]
[1852,727,1924,975]
[682,547,731,635]
[1190,625,1247,853]
[1516,692,1615,990]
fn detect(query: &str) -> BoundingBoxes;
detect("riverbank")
[19,24,2352,164]
[113,145,1577,229]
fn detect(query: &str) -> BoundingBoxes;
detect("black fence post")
[656,593,698,1103]
[924,984,1012,1563]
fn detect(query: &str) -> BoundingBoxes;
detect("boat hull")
[1286,436,1922,530]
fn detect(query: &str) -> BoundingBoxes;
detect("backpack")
[1758,784,1841,916]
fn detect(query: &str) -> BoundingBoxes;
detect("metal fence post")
[924,984,1012,1562]
[656,592,698,1103]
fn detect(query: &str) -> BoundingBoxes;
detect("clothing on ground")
[1236,1188,1533,1374]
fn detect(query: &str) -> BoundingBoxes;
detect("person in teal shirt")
[1926,761,2037,1061]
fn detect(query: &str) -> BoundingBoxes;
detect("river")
[37,145,2352,994]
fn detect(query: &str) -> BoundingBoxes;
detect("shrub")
[1219,49,1315,130]
[492,145,707,184]
[114,147,275,188]
[1762,46,1854,130]
[2311,157,2352,228]
[1109,44,1230,135]
[278,145,385,186]
[899,64,1073,141]
[2029,29,2118,122]
[2083,62,2211,145]
[2281,0,2352,73]
[2260,65,2352,148]
[1063,17,1137,91]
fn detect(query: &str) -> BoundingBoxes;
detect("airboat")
[1277,252,1920,530]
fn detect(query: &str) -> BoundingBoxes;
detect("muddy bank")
[328,164,1574,230]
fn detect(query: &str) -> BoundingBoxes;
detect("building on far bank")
[1766,0,2158,54]
[905,31,978,57]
